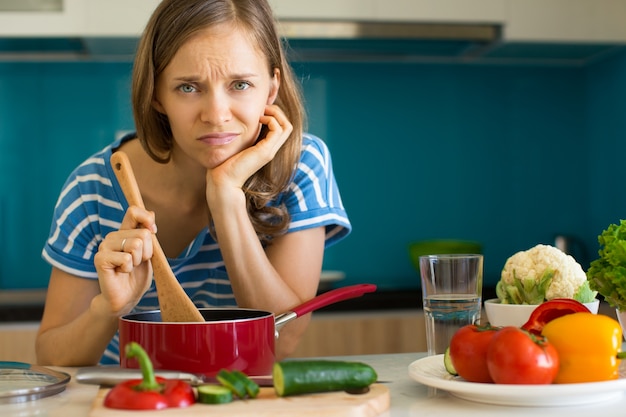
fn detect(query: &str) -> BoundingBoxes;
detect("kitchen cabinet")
[0,0,159,37]
[0,312,425,364]
[0,0,624,43]
[84,0,160,37]
[273,0,626,43]
[290,310,427,358]
[269,0,375,21]
[290,302,617,358]
[368,0,507,24]
[0,323,38,364]
[0,0,85,36]
[0,304,616,364]
[270,0,505,22]
[506,0,626,43]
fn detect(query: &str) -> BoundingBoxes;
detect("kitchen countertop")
[0,287,501,322]
[3,352,626,416]
[0,289,46,321]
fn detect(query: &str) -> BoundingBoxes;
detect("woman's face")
[153,23,279,168]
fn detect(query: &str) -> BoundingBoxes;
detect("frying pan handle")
[275,284,376,330]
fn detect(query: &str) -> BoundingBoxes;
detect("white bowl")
[484,298,600,328]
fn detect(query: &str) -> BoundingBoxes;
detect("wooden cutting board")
[90,384,390,417]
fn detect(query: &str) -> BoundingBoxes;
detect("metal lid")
[0,361,70,403]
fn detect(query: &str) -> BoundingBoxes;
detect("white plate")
[409,355,626,407]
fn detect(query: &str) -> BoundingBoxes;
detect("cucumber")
[197,384,233,404]
[273,360,377,397]
[216,369,247,398]
[443,347,458,376]
[232,370,260,398]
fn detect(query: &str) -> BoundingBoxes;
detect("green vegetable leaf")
[495,279,508,302]
[587,220,626,311]
[497,282,524,304]
[537,269,554,301]
[573,280,597,303]
[496,269,553,305]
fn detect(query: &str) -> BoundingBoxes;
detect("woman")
[36,0,350,366]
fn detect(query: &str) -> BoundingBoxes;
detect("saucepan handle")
[274,283,376,330]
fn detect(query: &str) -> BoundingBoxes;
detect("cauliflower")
[496,244,597,304]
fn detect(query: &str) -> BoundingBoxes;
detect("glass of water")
[420,254,483,356]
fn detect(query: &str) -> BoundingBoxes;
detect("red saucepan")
[119,283,376,377]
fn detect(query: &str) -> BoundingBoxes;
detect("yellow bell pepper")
[542,312,626,383]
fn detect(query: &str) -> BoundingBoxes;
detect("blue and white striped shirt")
[42,133,351,364]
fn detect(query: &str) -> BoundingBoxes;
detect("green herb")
[587,220,626,311]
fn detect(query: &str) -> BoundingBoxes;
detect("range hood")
[279,20,499,42]
[0,20,502,62]
[0,19,622,66]
[277,20,623,65]
[279,20,502,62]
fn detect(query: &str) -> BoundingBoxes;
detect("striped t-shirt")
[42,132,351,364]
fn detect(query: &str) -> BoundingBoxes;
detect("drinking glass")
[420,254,483,356]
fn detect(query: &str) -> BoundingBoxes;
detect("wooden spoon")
[110,151,205,322]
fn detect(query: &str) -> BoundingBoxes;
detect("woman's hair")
[132,0,305,243]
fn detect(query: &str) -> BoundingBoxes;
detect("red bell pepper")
[521,298,591,335]
[103,342,195,410]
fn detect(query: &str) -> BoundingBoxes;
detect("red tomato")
[521,298,590,335]
[449,324,499,383]
[486,326,559,384]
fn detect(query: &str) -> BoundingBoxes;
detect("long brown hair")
[132,0,305,243]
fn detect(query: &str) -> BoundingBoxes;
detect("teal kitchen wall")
[587,52,626,247]
[0,51,624,290]
[304,60,589,290]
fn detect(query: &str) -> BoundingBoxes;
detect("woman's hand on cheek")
[93,206,156,317]
[206,104,293,192]
[257,104,293,158]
